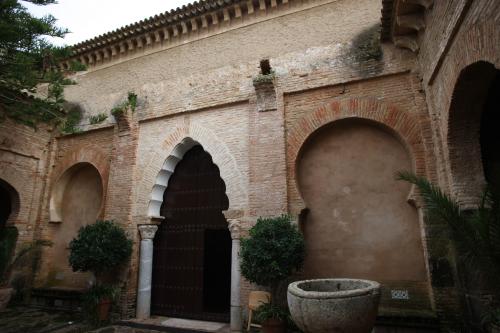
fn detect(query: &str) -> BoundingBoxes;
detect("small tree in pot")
[69,220,132,324]
[240,215,305,333]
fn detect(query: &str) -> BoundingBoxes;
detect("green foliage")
[0,0,85,128]
[59,104,82,134]
[253,72,275,85]
[240,215,305,298]
[111,92,137,117]
[1,235,51,287]
[0,226,18,284]
[491,308,500,325]
[397,171,500,282]
[255,302,289,322]
[82,283,119,326]
[483,308,500,328]
[68,220,132,279]
[89,113,108,125]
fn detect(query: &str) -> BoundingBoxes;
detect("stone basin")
[287,278,381,333]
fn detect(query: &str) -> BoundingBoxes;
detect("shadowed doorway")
[0,182,12,229]
[151,145,231,322]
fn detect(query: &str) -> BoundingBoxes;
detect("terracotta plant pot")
[261,318,286,333]
[288,278,381,333]
[97,298,112,321]
[0,287,14,311]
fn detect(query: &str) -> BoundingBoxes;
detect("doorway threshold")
[118,317,230,333]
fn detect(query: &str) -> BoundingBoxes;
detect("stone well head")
[288,278,381,299]
[287,278,381,333]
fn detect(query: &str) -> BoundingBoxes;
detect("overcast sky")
[23,0,193,46]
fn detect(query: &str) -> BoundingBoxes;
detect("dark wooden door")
[151,145,231,322]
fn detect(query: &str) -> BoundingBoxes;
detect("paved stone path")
[0,306,85,333]
[0,307,231,333]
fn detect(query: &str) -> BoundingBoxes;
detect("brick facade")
[1,0,498,331]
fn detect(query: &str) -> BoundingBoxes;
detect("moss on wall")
[351,23,383,62]
[344,23,384,77]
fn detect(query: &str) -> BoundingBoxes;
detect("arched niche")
[48,162,104,288]
[296,118,427,284]
[448,61,500,207]
[50,162,104,223]
[0,178,20,227]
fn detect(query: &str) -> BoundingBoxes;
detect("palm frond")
[396,171,463,228]
[397,171,500,282]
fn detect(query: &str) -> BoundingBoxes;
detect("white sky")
[22,0,193,46]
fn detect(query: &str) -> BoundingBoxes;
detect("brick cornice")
[64,0,334,71]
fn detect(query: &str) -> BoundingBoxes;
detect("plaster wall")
[298,119,426,282]
[47,165,103,288]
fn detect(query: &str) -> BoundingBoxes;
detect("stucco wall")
[47,164,103,288]
[297,119,431,312]
[298,119,425,280]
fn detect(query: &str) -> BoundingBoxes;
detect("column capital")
[228,219,242,239]
[138,224,158,240]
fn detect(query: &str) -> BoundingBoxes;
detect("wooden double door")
[151,145,232,322]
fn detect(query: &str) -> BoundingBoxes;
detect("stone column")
[136,224,158,319]
[228,219,242,332]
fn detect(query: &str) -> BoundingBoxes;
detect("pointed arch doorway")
[151,145,232,322]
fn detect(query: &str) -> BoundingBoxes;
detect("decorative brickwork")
[287,97,426,214]
[142,122,247,220]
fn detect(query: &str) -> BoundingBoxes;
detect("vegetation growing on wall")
[59,103,82,134]
[110,92,138,117]
[253,59,275,85]
[88,113,108,125]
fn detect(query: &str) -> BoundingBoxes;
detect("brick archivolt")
[434,20,499,206]
[287,97,426,213]
[143,122,246,219]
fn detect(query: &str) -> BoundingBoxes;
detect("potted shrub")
[240,215,305,333]
[69,220,132,323]
[82,284,119,324]
[255,302,290,333]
